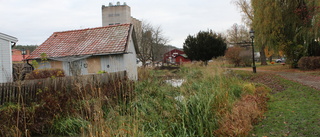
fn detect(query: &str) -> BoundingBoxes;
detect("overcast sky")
[0,0,242,48]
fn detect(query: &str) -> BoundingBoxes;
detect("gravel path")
[229,68,320,90]
[275,72,320,90]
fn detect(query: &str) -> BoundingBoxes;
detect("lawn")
[235,71,320,137]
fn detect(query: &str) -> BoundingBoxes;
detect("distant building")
[12,49,30,62]
[27,24,138,80]
[0,32,18,83]
[163,49,191,65]
[102,2,141,32]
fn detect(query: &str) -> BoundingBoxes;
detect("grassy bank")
[96,62,270,136]
[235,71,320,137]
[0,62,270,136]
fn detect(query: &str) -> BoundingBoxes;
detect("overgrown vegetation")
[0,73,133,136]
[25,68,65,80]
[0,61,270,136]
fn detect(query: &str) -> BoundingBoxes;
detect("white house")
[27,24,138,80]
[0,32,18,83]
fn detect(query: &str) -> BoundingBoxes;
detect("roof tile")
[28,24,131,59]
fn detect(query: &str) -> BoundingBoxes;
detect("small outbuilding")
[27,24,138,80]
[0,32,18,83]
[163,49,191,65]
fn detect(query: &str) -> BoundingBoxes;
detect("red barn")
[163,49,191,65]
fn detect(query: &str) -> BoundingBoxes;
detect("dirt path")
[229,68,320,90]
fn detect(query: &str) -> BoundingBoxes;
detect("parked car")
[276,58,286,63]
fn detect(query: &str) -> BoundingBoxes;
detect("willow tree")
[232,0,253,27]
[297,0,320,56]
[252,0,283,65]
[275,0,320,67]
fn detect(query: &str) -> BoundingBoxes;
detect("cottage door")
[69,61,81,76]
[69,60,88,76]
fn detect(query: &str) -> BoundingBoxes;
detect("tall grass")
[0,61,269,136]
[82,61,267,136]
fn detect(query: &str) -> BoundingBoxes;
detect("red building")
[163,49,191,65]
[12,49,30,62]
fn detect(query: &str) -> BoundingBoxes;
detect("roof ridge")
[54,23,132,34]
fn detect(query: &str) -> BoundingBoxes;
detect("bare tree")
[136,21,169,67]
[136,21,153,67]
[151,25,169,64]
[227,23,250,45]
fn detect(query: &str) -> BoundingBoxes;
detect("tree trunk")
[204,61,208,66]
[260,45,268,65]
[268,56,273,62]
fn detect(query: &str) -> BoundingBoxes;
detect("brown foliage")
[298,56,320,70]
[225,47,242,67]
[215,86,269,137]
[225,46,251,67]
[25,69,65,80]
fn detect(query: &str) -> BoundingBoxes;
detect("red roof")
[28,24,132,59]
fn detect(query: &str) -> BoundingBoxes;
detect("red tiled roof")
[27,24,132,59]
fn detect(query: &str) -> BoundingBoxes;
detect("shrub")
[225,46,242,67]
[225,46,252,67]
[239,50,252,67]
[25,68,65,80]
[298,56,320,70]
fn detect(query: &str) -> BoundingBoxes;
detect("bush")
[298,56,320,70]
[25,68,65,80]
[239,50,252,67]
[225,47,242,67]
[225,46,251,67]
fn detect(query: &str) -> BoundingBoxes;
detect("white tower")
[102,2,132,26]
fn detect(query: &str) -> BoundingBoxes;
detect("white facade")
[102,3,131,26]
[102,2,141,34]
[0,32,18,83]
[123,32,138,80]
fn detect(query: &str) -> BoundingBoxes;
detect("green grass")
[50,116,90,136]
[97,63,263,136]
[236,71,320,137]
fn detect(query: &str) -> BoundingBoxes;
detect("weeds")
[0,61,271,136]
[50,117,89,136]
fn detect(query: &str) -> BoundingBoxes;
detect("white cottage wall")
[123,34,138,80]
[0,39,13,83]
[100,55,125,73]
[35,59,88,76]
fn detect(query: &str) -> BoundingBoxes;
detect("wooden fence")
[0,71,126,105]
